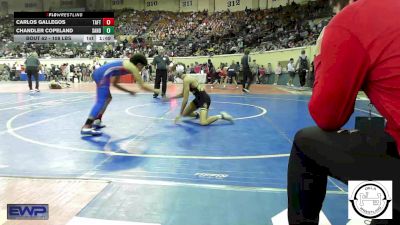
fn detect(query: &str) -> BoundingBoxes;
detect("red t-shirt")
[309,0,400,154]
[194,65,201,74]
[259,68,266,76]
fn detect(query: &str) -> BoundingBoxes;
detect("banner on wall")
[180,0,198,12]
[144,0,179,11]
[144,0,160,10]
[215,0,252,12]
[111,0,124,5]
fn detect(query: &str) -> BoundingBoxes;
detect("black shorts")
[228,70,236,78]
[192,91,211,109]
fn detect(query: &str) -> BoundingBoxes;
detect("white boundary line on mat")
[125,101,267,121]
[6,107,288,160]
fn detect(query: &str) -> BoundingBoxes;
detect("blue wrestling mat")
[0,91,378,225]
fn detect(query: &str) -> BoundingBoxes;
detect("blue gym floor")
[0,90,378,225]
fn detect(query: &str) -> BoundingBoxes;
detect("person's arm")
[152,57,157,69]
[170,78,190,123]
[169,92,183,100]
[121,60,159,93]
[179,79,191,115]
[165,68,184,100]
[166,57,171,67]
[37,59,42,71]
[309,25,370,131]
[112,76,135,95]
[294,58,299,70]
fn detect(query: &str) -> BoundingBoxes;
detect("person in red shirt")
[287,0,400,224]
[258,65,266,84]
[211,64,227,88]
[194,62,201,74]
[220,64,229,88]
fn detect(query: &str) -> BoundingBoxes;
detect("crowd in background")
[180,57,314,87]
[0,0,331,59]
[0,61,101,82]
[1,54,315,88]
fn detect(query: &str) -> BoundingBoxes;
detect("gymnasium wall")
[2,0,87,14]
[3,0,43,13]
[197,0,210,11]
[267,0,291,9]
[107,0,316,12]
[109,0,145,10]
[266,0,314,9]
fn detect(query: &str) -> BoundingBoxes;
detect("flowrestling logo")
[348,181,392,220]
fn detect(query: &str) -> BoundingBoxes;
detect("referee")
[152,49,171,98]
[241,49,252,93]
[24,51,41,93]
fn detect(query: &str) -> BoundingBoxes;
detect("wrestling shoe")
[81,127,102,136]
[93,119,106,129]
[220,111,234,122]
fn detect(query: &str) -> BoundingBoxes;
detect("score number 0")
[102,18,115,26]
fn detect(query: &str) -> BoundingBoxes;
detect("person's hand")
[315,26,326,56]
[174,115,181,124]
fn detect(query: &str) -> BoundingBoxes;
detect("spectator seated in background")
[49,79,71,89]
[173,63,186,83]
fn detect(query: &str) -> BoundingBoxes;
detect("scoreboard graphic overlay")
[14,12,115,43]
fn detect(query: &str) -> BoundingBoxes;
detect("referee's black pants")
[288,127,400,225]
[154,69,167,96]
[299,69,307,87]
[242,67,254,90]
[26,67,39,90]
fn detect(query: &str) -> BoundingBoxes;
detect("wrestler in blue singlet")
[81,54,157,136]
[89,61,125,120]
